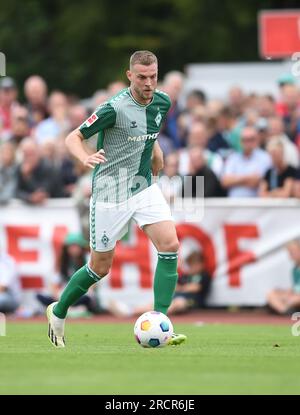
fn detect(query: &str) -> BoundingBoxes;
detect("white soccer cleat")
[47,302,66,348]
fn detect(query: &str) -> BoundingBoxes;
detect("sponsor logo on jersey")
[128,132,159,142]
[85,113,98,127]
[130,121,138,128]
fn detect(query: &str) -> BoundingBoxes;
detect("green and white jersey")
[79,88,171,203]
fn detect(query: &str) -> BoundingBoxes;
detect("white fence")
[1,198,300,308]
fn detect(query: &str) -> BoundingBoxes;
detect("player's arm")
[151,141,164,176]
[65,129,107,169]
[65,103,116,168]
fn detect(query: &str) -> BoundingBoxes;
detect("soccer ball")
[134,311,173,348]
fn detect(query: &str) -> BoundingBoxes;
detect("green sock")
[53,264,102,319]
[154,252,178,315]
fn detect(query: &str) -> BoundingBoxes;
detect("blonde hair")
[130,51,157,68]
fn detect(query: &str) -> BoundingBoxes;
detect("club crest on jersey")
[101,231,109,247]
[85,113,98,127]
[155,110,162,127]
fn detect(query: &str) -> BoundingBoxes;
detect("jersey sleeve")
[79,103,116,139]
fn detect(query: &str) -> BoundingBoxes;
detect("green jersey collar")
[128,87,154,108]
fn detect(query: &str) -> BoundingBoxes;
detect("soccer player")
[47,50,186,348]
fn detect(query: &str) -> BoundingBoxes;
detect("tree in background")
[1,0,299,97]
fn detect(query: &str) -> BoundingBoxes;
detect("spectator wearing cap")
[221,126,271,197]
[0,141,17,204]
[0,77,19,141]
[24,75,48,128]
[259,139,296,198]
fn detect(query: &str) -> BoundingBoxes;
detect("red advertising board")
[259,10,300,58]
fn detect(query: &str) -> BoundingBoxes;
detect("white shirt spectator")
[178,148,224,178]
[223,148,272,197]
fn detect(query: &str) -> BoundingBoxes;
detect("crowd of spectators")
[1,72,300,211]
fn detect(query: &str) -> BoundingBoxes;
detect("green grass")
[0,322,300,394]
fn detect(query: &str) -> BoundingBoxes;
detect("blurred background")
[1,0,300,319]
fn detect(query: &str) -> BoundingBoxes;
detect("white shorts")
[90,183,173,252]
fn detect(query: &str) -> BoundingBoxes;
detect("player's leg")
[47,248,114,348]
[142,219,187,345]
[143,220,179,315]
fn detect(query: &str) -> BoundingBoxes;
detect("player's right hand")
[83,149,107,169]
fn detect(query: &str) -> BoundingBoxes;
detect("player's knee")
[158,239,180,253]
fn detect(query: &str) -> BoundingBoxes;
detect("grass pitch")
[0,321,300,395]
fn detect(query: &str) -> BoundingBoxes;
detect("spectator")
[228,85,245,117]
[68,104,87,131]
[16,137,64,204]
[0,141,17,204]
[0,249,21,314]
[24,75,48,127]
[267,239,300,315]
[158,152,182,204]
[9,106,30,145]
[276,84,300,142]
[259,139,296,198]
[107,81,127,97]
[168,249,211,313]
[215,106,241,152]
[34,91,70,144]
[41,138,78,197]
[179,121,224,178]
[91,90,109,110]
[206,114,231,158]
[161,71,185,148]
[221,126,271,197]
[266,117,299,168]
[36,233,100,315]
[182,146,224,198]
[186,89,207,111]
[256,94,276,119]
[0,77,19,141]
